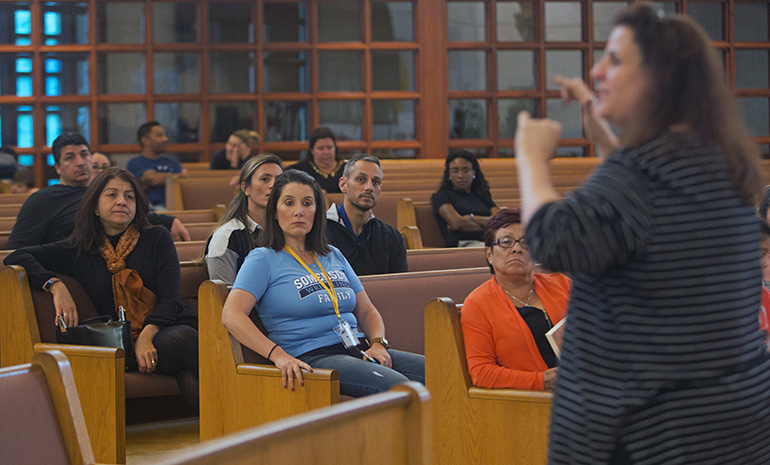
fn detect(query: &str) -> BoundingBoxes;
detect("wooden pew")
[184,222,217,241]
[425,298,551,465]
[166,174,238,210]
[176,241,207,262]
[360,267,491,354]
[199,280,340,442]
[0,192,31,204]
[0,261,209,464]
[165,208,220,224]
[159,382,431,465]
[406,247,488,272]
[0,204,22,217]
[0,350,102,465]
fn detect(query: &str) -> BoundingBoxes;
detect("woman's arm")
[437,203,484,232]
[222,288,312,390]
[468,206,502,228]
[514,112,562,225]
[352,290,392,368]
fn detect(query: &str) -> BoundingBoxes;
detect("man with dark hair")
[7,132,190,249]
[325,153,407,275]
[126,121,183,208]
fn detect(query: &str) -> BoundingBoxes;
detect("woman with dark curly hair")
[431,150,500,247]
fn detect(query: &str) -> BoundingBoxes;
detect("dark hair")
[760,186,770,220]
[137,121,161,145]
[257,170,331,255]
[52,133,90,165]
[70,167,150,254]
[760,219,770,241]
[483,209,523,274]
[342,153,381,178]
[614,4,762,205]
[439,150,492,201]
[308,126,338,160]
[211,154,283,250]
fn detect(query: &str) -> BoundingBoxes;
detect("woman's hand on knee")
[273,352,313,391]
[135,325,160,374]
[365,345,392,368]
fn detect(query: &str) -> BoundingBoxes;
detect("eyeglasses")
[491,236,527,250]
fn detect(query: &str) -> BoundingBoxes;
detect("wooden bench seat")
[0,261,209,464]
[160,382,430,465]
[425,298,551,465]
[406,247,488,272]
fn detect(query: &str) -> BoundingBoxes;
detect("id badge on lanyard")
[333,318,360,349]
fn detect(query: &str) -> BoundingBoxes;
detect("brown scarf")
[99,226,157,339]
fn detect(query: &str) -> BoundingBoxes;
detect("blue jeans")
[298,349,425,398]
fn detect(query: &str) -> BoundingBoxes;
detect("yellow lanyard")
[284,245,340,319]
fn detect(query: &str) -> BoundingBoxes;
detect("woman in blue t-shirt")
[222,170,424,397]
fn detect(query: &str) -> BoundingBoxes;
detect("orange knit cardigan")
[461,273,572,391]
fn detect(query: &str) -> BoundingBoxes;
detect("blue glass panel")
[45,59,61,73]
[16,58,32,73]
[46,114,61,146]
[44,38,58,45]
[15,38,31,46]
[18,105,32,111]
[47,179,59,186]
[15,11,31,34]
[44,12,62,35]
[18,115,33,148]
[47,154,55,165]
[45,77,60,96]
[16,77,32,97]
[18,155,33,166]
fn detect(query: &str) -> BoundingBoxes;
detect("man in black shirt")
[325,154,407,275]
[7,133,190,249]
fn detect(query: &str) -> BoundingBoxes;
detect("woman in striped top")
[515,5,770,464]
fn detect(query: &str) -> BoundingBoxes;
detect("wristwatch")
[43,277,61,293]
[369,337,390,350]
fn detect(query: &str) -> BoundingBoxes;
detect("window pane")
[449,99,487,139]
[372,2,413,42]
[264,52,309,93]
[153,2,197,43]
[98,53,146,94]
[209,2,252,43]
[210,101,255,143]
[265,101,309,142]
[497,1,535,42]
[735,2,768,41]
[373,100,415,140]
[372,51,415,91]
[738,97,769,137]
[735,50,768,89]
[318,51,362,92]
[593,2,626,41]
[98,103,146,144]
[98,2,144,43]
[209,52,255,94]
[154,53,200,94]
[0,105,34,148]
[499,99,537,138]
[41,2,88,45]
[545,2,582,42]
[318,100,363,140]
[263,2,308,42]
[688,2,723,41]
[546,50,582,90]
[498,50,535,90]
[45,104,89,146]
[546,98,582,138]
[373,148,417,159]
[0,53,32,96]
[43,52,89,96]
[318,1,361,42]
[448,2,485,41]
[646,2,678,18]
[0,3,30,45]
[449,51,487,91]
[155,102,200,143]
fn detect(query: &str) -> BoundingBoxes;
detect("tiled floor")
[125,418,200,465]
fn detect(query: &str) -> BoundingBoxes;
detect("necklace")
[501,283,534,307]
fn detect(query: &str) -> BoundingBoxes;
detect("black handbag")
[56,314,137,372]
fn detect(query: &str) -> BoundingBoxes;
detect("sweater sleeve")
[461,292,545,391]
[526,157,653,275]
[7,193,50,249]
[143,228,186,329]
[3,241,77,290]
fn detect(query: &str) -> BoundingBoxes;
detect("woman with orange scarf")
[5,167,198,409]
[461,209,571,391]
